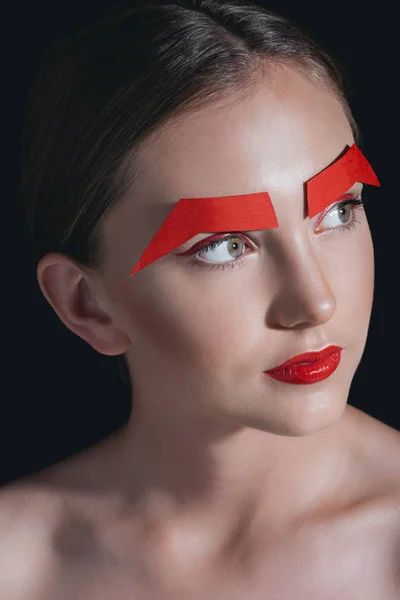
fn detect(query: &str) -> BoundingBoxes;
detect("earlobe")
[36,253,130,357]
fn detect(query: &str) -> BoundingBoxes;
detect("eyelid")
[313,193,359,228]
[177,192,362,256]
[176,232,252,256]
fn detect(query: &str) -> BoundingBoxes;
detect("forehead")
[131,65,353,206]
[103,65,354,278]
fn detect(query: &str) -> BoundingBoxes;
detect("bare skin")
[1,406,399,599]
[2,64,399,598]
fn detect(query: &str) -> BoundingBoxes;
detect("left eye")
[316,198,363,231]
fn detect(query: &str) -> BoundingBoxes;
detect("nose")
[267,243,337,329]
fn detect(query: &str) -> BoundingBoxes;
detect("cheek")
[112,223,375,378]
[331,225,375,322]
[120,271,256,373]
[355,231,375,321]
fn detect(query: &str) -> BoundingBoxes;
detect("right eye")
[185,233,254,272]
[198,234,249,260]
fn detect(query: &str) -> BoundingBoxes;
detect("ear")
[36,253,130,356]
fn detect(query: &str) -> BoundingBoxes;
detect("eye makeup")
[313,192,365,230]
[183,194,366,273]
[129,143,379,277]
[129,191,277,276]
[305,144,378,218]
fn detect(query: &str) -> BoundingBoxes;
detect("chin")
[226,390,348,438]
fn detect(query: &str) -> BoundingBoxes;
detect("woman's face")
[95,64,374,436]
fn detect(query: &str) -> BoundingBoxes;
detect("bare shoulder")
[347,406,400,589]
[347,405,400,497]
[0,479,65,600]
[365,407,400,592]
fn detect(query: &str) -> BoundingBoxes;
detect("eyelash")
[186,197,366,273]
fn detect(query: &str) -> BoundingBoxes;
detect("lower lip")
[264,350,342,385]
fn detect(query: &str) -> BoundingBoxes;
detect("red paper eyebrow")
[306,143,380,218]
[129,144,380,277]
[129,192,278,276]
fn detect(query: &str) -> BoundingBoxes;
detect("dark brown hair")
[19,0,360,385]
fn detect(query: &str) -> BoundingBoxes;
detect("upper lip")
[265,345,343,371]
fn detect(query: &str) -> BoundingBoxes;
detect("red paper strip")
[306,144,380,219]
[130,192,278,276]
[129,144,380,277]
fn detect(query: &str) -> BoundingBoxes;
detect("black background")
[3,1,398,486]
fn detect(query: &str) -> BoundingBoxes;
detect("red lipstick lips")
[264,345,343,385]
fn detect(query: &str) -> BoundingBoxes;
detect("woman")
[2,0,399,597]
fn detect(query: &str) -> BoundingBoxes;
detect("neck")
[105,397,352,538]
